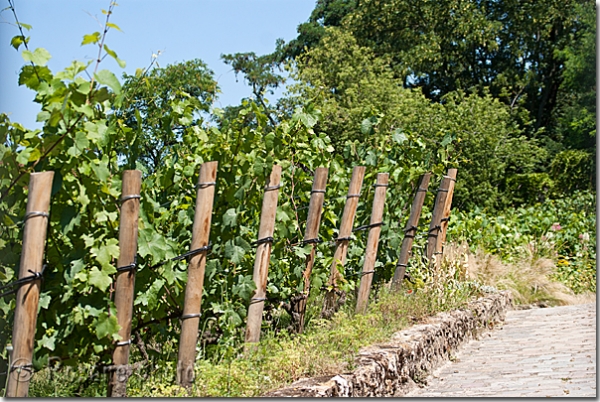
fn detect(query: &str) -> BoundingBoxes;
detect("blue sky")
[0,0,316,129]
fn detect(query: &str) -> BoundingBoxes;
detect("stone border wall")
[265,290,513,397]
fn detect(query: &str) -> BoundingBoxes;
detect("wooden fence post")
[177,161,218,387]
[355,173,389,314]
[434,169,458,270]
[108,170,142,397]
[6,171,54,397]
[245,165,282,344]
[321,166,365,319]
[392,173,432,288]
[425,171,452,261]
[290,167,328,333]
[426,169,457,264]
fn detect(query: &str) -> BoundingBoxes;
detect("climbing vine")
[0,2,452,371]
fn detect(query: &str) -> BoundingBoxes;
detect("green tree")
[550,1,596,151]
[282,0,595,139]
[285,28,546,209]
[116,59,218,172]
[281,0,357,59]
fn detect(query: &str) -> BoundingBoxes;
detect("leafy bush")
[447,191,596,293]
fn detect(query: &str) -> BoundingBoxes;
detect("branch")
[87,1,116,99]
[7,0,41,83]
[0,113,84,202]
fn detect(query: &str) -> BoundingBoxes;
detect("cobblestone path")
[406,303,596,397]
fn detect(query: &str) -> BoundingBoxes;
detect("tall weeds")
[442,242,596,306]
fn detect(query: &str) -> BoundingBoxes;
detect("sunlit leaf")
[94,69,121,95]
[81,32,101,45]
[21,47,51,66]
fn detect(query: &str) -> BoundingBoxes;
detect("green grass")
[28,282,481,397]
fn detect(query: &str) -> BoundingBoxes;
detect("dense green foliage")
[116,59,218,173]
[0,1,595,397]
[282,28,553,210]
[282,0,595,131]
[274,0,597,205]
[448,191,596,294]
[0,2,451,377]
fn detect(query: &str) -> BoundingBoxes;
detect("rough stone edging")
[264,290,513,397]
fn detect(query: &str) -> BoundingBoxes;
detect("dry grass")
[442,242,596,306]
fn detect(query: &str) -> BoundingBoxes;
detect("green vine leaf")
[88,267,112,292]
[21,47,51,66]
[10,35,28,51]
[103,44,126,68]
[106,22,122,32]
[94,312,121,340]
[81,32,101,45]
[94,69,122,95]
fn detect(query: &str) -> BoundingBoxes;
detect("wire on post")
[353,222,385,232]
[249,297,267,305]
[196,182,217,189]
[180,313,201,321]
[149,244,212,270]
[403,225,418,233]
[443,175,457,182]
[116,262,136,274]
[252,237,275,247]
[0,265,46,298]
[289,237,322,247]
[120,195,141,203]
[428,225,442,237]
[115,339,133,347]
[22,211,49,224]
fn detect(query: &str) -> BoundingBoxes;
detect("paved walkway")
[406,303,596,397]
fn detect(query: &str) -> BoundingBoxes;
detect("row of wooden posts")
[5,163,457,397]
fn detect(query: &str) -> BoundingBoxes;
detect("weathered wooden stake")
[434,169,458,270]
[355,173,389,314]
[108,170,142,397]
[245,165,282,344]
[392,173,432,288]
[6,171,54,397]
[291,168,328,333]
[426,169,458,264]
[177,161,218,387]
[321,166,365,319]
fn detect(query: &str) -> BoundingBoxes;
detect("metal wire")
[353,222,385,232]
[180,313,201,320]
[0,265,46,298]
[120,195,141,203]
[264,184,281,191]
[252,237,275,247]
[196,181,217,189]
[249,297,267,305]
[23,211,49,223]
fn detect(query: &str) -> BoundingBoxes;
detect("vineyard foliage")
[0,2,595,379]
[0,5,455,368]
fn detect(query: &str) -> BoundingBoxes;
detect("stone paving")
[406,303,596,397]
